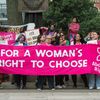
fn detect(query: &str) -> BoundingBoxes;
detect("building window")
[0,4,7,18]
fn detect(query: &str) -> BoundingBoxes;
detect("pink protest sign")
[0,44,99,75]
[0,32,16,45]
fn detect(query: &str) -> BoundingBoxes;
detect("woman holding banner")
[0,74,3,88]
[36,34,47,90]
[36,35,55,90]
[72,33,88,88]
[55,32,69,89]
[87,32,100,90]
[14,34,27,89]
[0,36,7,88]
[45,35,55,90]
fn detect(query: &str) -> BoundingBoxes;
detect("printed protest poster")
[27,23,35,30]
[0,39,7,45]
[0,32,16,45]
[0,23,35,41]
[0,25,27,40]
[25,29,40,45]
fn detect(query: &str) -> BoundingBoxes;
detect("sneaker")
[97,87,100,90]
[37,88,42,91]
[62,85,66,88]
[89,87,94,90]
[51,88,55,91]
[56,85,62,89]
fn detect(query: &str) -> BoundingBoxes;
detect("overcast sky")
[0,0,6,4]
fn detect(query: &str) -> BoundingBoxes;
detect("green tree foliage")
[81,14,100,35]
[43,0,99,35]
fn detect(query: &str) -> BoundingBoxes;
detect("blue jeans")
[88,74,100,88]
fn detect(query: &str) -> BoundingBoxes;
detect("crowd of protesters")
[0,17,100,90]
[35,17,100,90]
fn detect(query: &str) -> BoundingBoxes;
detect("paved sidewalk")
[0,81,100,100]
[0,89,100,100]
